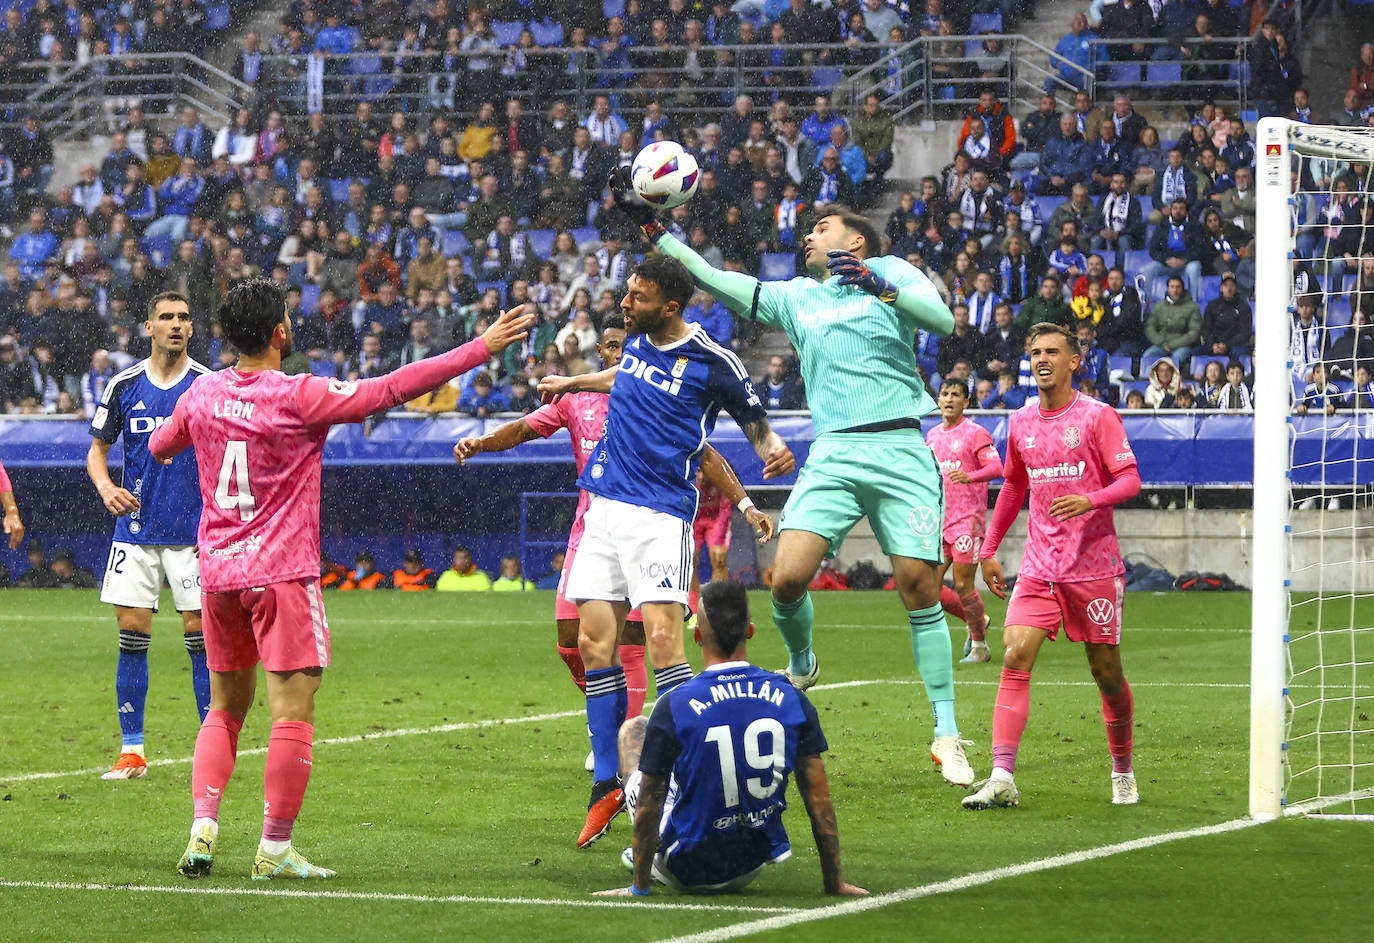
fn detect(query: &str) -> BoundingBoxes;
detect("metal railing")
[0,52,251,139]
[846,33,1096,124]
[1086,35,1253,112]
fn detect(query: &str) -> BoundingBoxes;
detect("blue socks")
[652,663,694,698]
[585,666,628,783]
[116,630,150,749]
[185,631,210,722]
[909,605,959,738]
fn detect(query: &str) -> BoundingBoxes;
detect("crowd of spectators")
[318,545,544,591]
[0,3,1371,423]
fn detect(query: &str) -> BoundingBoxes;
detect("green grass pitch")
[0,589,1369,942]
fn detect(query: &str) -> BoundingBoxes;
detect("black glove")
[608,167,665,242]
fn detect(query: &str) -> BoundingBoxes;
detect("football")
[630,141,700,209]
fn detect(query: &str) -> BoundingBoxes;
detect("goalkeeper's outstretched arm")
[654,231,763,317]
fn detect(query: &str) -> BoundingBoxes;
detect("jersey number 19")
[215,440,257,522]
[704,718,785,808]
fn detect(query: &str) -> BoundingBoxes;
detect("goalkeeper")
[607,170,975,787]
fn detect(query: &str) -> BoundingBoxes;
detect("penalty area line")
[0,880,801,915]
[655,790,1374,943]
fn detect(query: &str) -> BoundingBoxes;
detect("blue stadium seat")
[328,178,352,202]
[1108,354,1137,379]
[288,261,307,285]
[205,2,230,30]
[301,283,320,312]
[309,359,335,377]
[1123,249,1151,277]
[1145,62,1181,87]
[528,18,564,46]
[1136,195,1153,217]
[364,75,397,99]
[1198,275,1221,306]
[1038,195,1066,219]
[349,55,383,76]
[1102,62,1139,88]
[1328,297,1354,331]
[570,226,598,250]
[1189,354,1225,378]
[1119,379,1149,399]
[492,21,525,47]
[475,281,507,303]
[969,12,1003,32]
[759,253,795,281]
[963,41,982,58]
[525,228,556,259]
[602,0,626,18]
[810,67,843,93]
[440,230,471,257]
[141,236,172,267]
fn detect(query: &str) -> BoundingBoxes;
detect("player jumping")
[538,255,793,848]
[606,170,975,787]
[453,316,775,736]
[152,278,533,878]
[87,292,211,779]
[596,582,867,898]
[964,322,1142,810]
[924,379,1004,665]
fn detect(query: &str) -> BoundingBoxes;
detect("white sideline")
[0,678,1267,784]
[0,881,799,914]
[653,791,1373,943]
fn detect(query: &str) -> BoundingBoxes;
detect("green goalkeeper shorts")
[780,428,944,563]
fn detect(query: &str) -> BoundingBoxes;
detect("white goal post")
[1251,118,1374,820]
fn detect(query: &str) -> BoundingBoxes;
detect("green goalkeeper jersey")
[656,234,954,435]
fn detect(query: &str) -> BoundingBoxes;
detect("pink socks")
[191,710,243,821]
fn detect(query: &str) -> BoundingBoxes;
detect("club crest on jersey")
[949,439,962,451]
[907,506,939,538]
[672,356,689,379]
[1063,426,1081,448]
[1086,597,1115,626]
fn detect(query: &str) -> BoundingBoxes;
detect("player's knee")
[771,569,809,603]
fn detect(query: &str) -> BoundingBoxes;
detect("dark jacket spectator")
[1038,115,1090,195]
[1201,276,1253,355]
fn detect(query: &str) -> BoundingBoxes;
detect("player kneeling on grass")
[924,379,1004,664]
[965,322,1143,810]
[597,582,867,898]
[151,278,533,879]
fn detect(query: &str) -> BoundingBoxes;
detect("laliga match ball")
[631,141,700,209]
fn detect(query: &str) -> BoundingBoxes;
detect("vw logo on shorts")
[954,535,974,553]
[1086,597,1115,626]
[907,506,938,538]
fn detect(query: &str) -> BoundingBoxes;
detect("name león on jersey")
[687,675,788,716]
[213,398,256,420]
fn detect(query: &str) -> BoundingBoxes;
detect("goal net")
[1251,119,1374,820]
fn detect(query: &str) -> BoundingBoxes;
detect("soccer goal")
[1251,119,1374,821]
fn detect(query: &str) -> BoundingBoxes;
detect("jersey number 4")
[215,440,257,523]
[704,718,785,808]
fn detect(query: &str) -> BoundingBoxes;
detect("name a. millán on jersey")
[214,399,256,420]
[687,675,787,716]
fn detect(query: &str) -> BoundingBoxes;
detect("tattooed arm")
[738,415,795,480]
[794,753,868,896]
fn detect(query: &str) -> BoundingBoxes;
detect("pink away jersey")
[694,479,731,527]
[524,390,609,550]
[151,338,491,592]
[981,393,1140,583]
[925,418,1002,538]
[0,457,10,493]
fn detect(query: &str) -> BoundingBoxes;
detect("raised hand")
[826,250,899,303]
[480,303,536,354]
[536,374,577,404]
[761,442,796,479]
[3,508,23,550]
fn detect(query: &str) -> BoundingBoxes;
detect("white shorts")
[100,542,202,612]
[565,495,693,610]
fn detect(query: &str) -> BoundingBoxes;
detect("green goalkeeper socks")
[772,592,816,676]
[910,604,958,738]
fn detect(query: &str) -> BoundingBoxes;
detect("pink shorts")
[1004,574,1124,645]
[942,531,982,565]
[693,508,732,550]
[556,544,642,624]
[202,577,331,672]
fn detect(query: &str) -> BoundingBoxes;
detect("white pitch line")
[0,708,586,784]
[0,677,1311,785]
[0,881,800,915]
[652,790,1374,943]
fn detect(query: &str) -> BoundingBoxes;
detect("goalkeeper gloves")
[825,250,899,304]
[608,168,666,244]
